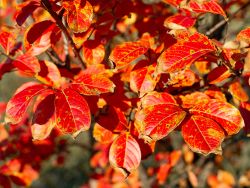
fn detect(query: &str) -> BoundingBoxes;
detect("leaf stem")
[41,0,86,69]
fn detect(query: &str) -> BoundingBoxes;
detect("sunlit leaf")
[109,132,141,176]
[157,32,215,73]
[130,63,159,97]
[229,80,249,102]
[70,73,115,95]
[5,82,48,124]
[109,41,149,69]
[179,92,210,109]
[190,99,244,135]
[13,53,40,76]
[182,115,225,155]
[93,123,115,144]
[237,27,250,44]
[164,14,196,29]
[62,0,94,33]
[135,104,186,142]
[208,65,231,84]
[55,88,91,137]
[32,94,56,140]
[82,40,105,65]
[0,31,16,55]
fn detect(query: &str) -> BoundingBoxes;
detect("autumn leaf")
[93,123,115,144]
[70,73,115,95]
[179,92,210,109]
[130,63,159,97]
[109,132,141,176]
[82,40,105,65]
[135,104,186,142]
[190,99,244,135]
[140,91,177,108]
[182,115,225,155]
[109,41,149,69]
[62,0,94,33]
[55,88,91,138]
[13,53,41,76]
[5,82,48,124]
[182,0,227,19]
[237,27,250,44]
[157,32,215,73]
[229,80,249,102]
[164,14,196,29]
[0,31,16,55]
[32,94,56,140]
[208,65,231,84]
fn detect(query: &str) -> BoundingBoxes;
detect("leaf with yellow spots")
[135,104,186,143]
[130,63,159,97]
[164,14,196,29]
[0,30,16,55]
[190,99,244,136]
[109,132,141,176]
[229,80,249,102]
[109,41,149,69]
[182,115,225,155]
[157,32,215,73]
[179,92,210,109]
[70,72,115,95]
[181,0,227,19]
[82,40,105,65]
[62,0,93,33]
[236,27,250,44]
[55,88,91,138]
[140,91,177,108]
[93,123,116,144]
[5,82,48,124]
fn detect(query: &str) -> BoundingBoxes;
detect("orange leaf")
[190,99,244,135]
[237,27,250,44]
[135,104,186,142]
[157,32,215,73]
[229,80,249,102]
[179,92,210,109]
[109,41,149,69]
[0,31,16,55]
[109,133,141,176]
[55,88,91,138]
[164,14,196,29]
[93,123,115,144]
[62,0,93,33]
[182,115,225,155]
[5,82,48,124]
[82,40,105,65]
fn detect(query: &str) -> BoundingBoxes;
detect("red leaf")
[93,123,115,144]
[239,102,250,136]
[184,0,227,18]
[164,14,196,29]
[237,27,250,44]
[32,94,56,140]
[157,32,215,73]
[13,53,40,76]
[82,40,105,65]
[140,91,177,108]
[0,59,15,80]
[208,65,231,84]
[162,0,183,7]
[97,105,128,133]
[135,104,186,142]
[109,41,149,69]
[0,31,16,55]
[24,20,57,56]
[190,99,244,135]
[182,115,225,155]
[5,82,48,124]
[15,0,40,26]
[70,73,115,95]
[62,0,94,33]
[179,92,210,109]
[168,69,197,87]
[109,133,141,176]
[130,63,159,97]
[229,80,249,102]
[55,88,91,137]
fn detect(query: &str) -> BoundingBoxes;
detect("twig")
[206,1,250,36]
[41,0,86,69]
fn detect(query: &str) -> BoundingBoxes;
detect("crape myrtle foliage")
[0,0,250,186]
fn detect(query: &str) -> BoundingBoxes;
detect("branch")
[206,1,250,36]
[41,0,86,69]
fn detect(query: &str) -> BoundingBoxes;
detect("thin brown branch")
[41,0,86,69]
[206,1,250,36]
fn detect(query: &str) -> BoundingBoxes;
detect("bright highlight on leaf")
[109,41,149,69]
[5,82,48,124]
[182,115,225,155]
[62,0,94,33]
[157,32,215,73]
[55,88,91,138]
[109,133,141,176]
